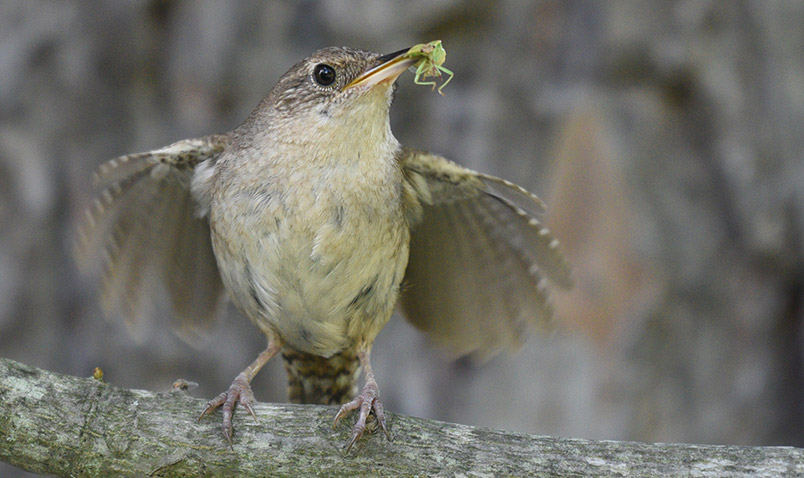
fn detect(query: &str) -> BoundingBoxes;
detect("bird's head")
[251,47,416,149]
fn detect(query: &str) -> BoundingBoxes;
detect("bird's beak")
[343,48,417,91]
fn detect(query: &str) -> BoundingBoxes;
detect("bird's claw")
[333,378,390,452]
[198,372,257,447]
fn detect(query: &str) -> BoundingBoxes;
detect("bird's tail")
[281,348,360,405]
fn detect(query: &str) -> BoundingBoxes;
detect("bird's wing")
[76,134,230,341]
[399,148,572,360]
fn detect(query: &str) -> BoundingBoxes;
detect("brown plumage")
[282,349,360,405]
[77,46,570,451]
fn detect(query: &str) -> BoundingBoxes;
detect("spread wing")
[399,148,572,360]
[76,135,231,341]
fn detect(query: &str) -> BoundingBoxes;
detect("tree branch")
[0,357,801,477]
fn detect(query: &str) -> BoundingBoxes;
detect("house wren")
[78,46,571,451]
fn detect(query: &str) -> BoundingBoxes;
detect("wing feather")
[399,148,570,359]
[76,135,230,340]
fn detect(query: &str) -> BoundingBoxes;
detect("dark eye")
[313,64,336,86]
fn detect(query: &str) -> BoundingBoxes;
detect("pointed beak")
[342,48,417,91]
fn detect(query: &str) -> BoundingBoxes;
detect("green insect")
[404,40,454,95]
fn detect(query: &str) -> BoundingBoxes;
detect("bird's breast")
[210,151,409,357]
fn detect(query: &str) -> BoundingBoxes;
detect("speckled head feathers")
[263,47,386,118]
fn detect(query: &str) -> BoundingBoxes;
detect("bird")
[77,45,572,451]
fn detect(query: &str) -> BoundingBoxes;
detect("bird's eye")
[313,64,336,86]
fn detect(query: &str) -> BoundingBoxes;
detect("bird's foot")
[333,376,390,452]
[198,372,257,447]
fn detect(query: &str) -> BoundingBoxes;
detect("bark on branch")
[0,357,801,477]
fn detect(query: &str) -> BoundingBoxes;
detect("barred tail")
[282,348,360,405]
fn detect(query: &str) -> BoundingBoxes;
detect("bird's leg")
[333,347,390,452]
[199,338,280,446]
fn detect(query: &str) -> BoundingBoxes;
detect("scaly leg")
[332,347,390,452]
[199,339,280,446]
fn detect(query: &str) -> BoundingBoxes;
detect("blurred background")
[2,1,803,475]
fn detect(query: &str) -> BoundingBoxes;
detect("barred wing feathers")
[76,135,230,340]
[399,149,571,360]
